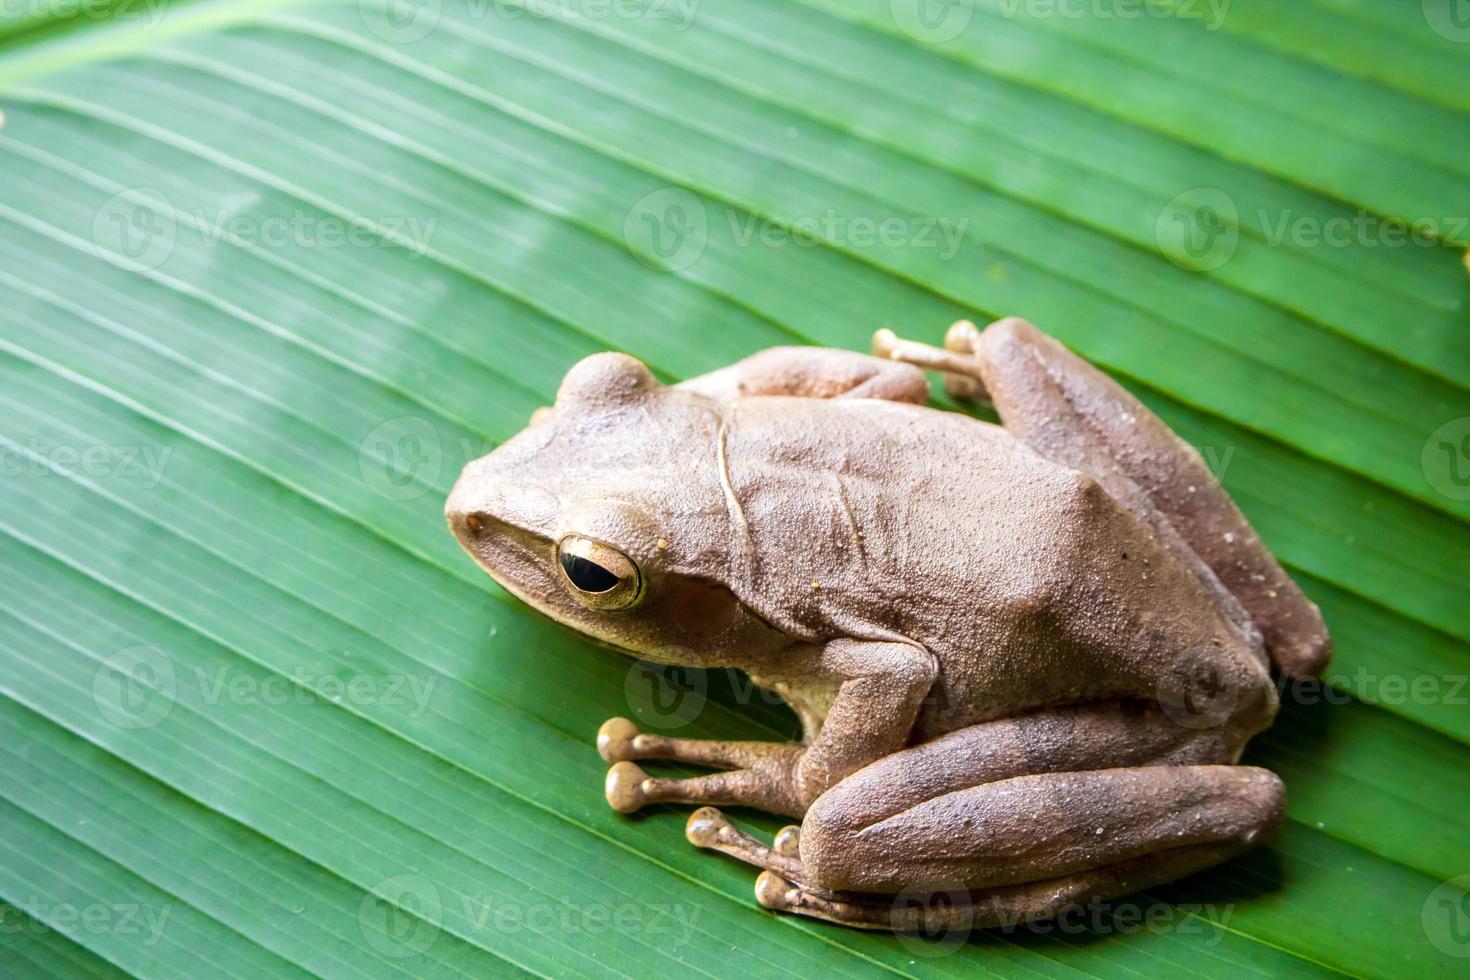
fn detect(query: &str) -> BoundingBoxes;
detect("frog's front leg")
[597,638,936,819]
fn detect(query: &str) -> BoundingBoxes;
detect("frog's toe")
[944,318,983,353]
[752,872,899,930]
[773,825,801,858]
[596,717,641,763]
[604,760,650,813]
[754,870,795,911]
[684,806,728,848]
[686,807,806,880]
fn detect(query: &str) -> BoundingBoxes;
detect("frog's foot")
[872,324,989,401]
[753,872,996,932]
[684,807,806,880]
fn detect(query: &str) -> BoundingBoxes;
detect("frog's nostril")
[464,513,486,536]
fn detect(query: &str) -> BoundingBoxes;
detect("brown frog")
[445,318,1329,931]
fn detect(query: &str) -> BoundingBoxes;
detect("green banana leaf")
[1,0,1468,975]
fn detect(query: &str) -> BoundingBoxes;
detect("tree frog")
[446,318,1330,931]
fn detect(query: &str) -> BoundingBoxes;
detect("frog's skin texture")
[446,319,1330,932]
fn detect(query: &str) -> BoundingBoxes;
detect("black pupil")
[561,554,621,593]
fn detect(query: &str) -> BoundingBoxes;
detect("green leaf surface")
[1,0,1467,976]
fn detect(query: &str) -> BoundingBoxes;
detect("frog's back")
[725,397,1269,736]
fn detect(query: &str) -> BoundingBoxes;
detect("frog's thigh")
[799,764,1284,895]
[954,317,1328,678]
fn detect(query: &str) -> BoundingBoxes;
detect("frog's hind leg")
[875,318,1330,678]
[687,701,1257,929]
[799,762,1283,896]
[740,706,1282,931]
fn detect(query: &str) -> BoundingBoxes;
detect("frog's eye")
[556,536,644,612]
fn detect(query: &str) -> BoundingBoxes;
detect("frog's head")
[446,353,787,666]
